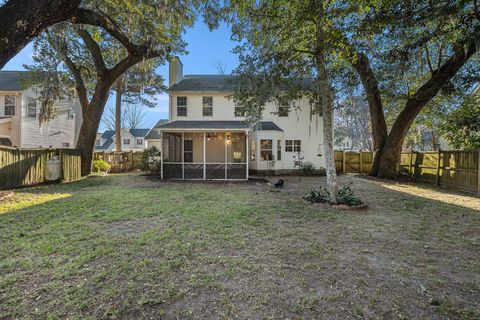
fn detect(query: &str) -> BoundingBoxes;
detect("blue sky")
[2,21,239,131]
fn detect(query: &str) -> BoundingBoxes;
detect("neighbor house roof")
[101,130,115,139]
[96,139,113,150]
[146,119,169,139]
[169,75,315,92]
[157,120,283,131]
[129,128,150,137]
[0,71,28,91]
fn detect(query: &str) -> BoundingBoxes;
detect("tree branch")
[75,27,107,74]
[46,30,89,112]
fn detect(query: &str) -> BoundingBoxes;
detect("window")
[27,98,36,118]
[285,140,301,152]
[202,96,213,116]
[123,138,131,145]
[136,138,143,145]
[234,104,246,117]
[278,105,289,117]
[95,139,101,146]
[184,139,193,162]
[277,140,282,161]
[250,138,256,161]
[62,142,70,148]
[260,139,273,161]
[177,96,187,117]
[4,95,15,116]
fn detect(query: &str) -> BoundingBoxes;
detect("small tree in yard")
[225,0,371,203]
[25,0,211,176]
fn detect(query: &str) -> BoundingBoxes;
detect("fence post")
[435,148,441,186]
[342,150,346,173]
[409,150,414,177]
[477,151,480,197]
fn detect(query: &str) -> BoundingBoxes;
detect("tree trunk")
[351,53,388,176]
[76,82,111,176]
[315,21,338,203]
[0,0,80,69]
[115,78,122,152]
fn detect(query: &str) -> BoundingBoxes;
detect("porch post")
[182,132,185,180]
[225,132,228,180]
[246,131,249,180]
[203,132,206,180]
[160,132,163,179]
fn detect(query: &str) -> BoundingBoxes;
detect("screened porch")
[161,131,248,180]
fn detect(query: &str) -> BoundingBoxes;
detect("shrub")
[139,146,162,173]
[303,183,362,206]
[300,162,316,176]
[93,159,110,173]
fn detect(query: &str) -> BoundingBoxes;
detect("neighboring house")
[95,128,150,152]
[0,71,82,148]
[156,58,325,180]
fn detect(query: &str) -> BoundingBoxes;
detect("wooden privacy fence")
[94,151,143,172]
[335,150,480,195]
[0,147,81,189]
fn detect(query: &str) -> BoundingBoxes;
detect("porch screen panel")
[206,164,226,179]
[162,132,182,162]
[205,133,225,163]
[227,164,246,179]
[183,132,204,179]
[226,132,246,163]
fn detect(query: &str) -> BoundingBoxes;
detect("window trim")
[136,138,143,145]
[260,139,273,161]
[177,96,187,117]
[234,104,246,117]
[202,96,213,117]
[278,105,289,117]
[285,140,301,152]
[4,95,15,116]
[27,98,36,118]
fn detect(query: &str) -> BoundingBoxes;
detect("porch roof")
[158,120,283,132]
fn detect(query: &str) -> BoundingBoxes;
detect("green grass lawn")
[0,173,479,319]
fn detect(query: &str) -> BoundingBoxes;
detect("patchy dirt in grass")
[0,173,479,319]
[103,216,166,235]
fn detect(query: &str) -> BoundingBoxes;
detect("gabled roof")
[0,71,28,91]
[169,75,315,92]
[146,119,169,139]
[101,130,115,139]
[96,139,113,150]
[157,120,283,131]
[129,128,150,137]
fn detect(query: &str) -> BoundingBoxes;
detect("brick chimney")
[169,57,183,87]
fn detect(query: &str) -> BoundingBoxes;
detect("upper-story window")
[27,98,36,118]
[234,104,246,117]
[177,96,187,117]
[278,104,289,117]
[123,138,131,145]
[136,138,143,145]
[202,96,213,117]
[95,139,101,146]
[4,95,15,116]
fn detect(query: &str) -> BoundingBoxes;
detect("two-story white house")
[155,58,325,180]
[95,128,149,152]
[0,71,82,148]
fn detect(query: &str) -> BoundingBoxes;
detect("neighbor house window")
[136,138,143,145]
[277,140,282,161]
[285,140,301,152]
[123,138,131,145]
[177,96,187,117]
[260,139,273,161]
[202,96,213,116]
[27,98,36,118]
[278,104,289,117]
[4,95,15,116]
[62,142,70,148]
[234,104,246,117]
[95,139,101,146]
